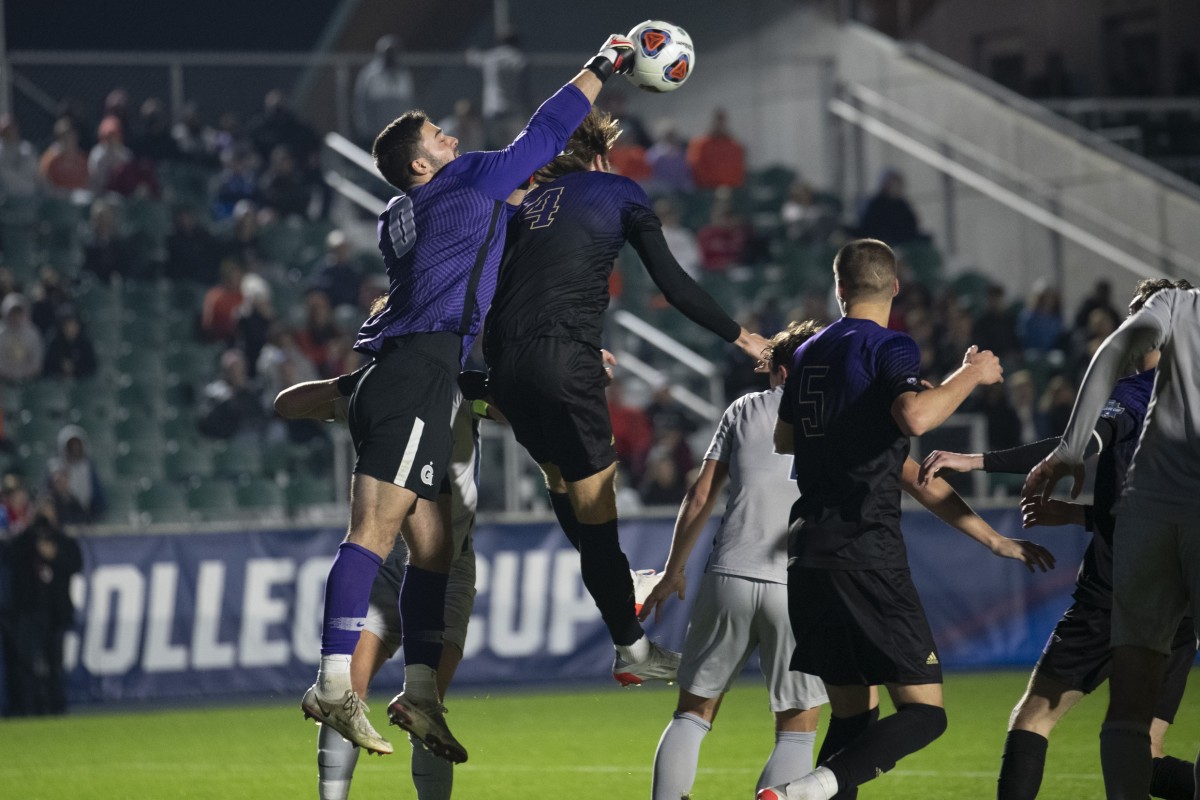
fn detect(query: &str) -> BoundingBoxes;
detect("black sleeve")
[982,419,1113,474]
[626,211,742,343]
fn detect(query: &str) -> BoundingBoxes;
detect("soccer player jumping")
[760,239,1054,800]
[483,108,771,685]
[300,33,637,761]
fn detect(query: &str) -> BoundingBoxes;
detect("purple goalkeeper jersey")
[354,83,591,364]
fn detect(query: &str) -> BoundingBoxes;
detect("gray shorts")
[678,572,827,712]
[1110,506,1200,654]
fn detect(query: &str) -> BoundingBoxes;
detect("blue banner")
[45,509,1089,707]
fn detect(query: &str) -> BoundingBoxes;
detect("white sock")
[411,732,454,800]
[404,663,439,701]
[318,721,360,800]
[758,730,817,792]
[783,765,838,800]
[652,712,711,800]
[317,654,353,697]
[616,634,650,663]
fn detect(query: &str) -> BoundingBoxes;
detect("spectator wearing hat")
[310,230,363,310]
[87,116,131,194]
[0,295,44,383]
[46,425,105,522]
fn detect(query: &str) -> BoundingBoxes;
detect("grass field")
[3,670,1198,799]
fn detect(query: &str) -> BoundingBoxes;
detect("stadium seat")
[19,380,72,419]
[186,480,238,520]
[236,477,285,511]
[12,410,65,449]
[137,482,191,524]
[101,482,139,525]
[286,475,336,510]
[164,445,214,481]
[211,439,263,479]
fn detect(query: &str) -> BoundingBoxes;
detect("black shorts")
[788,564,943,686]
[487,337,614,483]
[1037,600,1196,723]
[348,333,460,501]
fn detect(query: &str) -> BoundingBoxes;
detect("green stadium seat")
[286,475,336,510]
[101,482,139,525]
[137,482,191,523]
[18,380,71,419]
[236,477,285,511]
[164,445,213,481]
[211,439,263,479]
[12,411,65,449]
[187,480,238,520]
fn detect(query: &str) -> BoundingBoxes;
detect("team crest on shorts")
[421,462,434,486]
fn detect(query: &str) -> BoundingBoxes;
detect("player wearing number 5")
[760,239,1054,800]
[483,109,770,685]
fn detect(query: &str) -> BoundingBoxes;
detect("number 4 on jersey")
[523,186,564,229]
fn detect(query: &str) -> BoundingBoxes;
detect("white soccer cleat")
[612,639,681,686]
[301,684,394,755]
[387,691,468,764]
[631,568,665,616]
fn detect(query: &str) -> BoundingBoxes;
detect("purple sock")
[399,565,448,669]
[321,542,383,656]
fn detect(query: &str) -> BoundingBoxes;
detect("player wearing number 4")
[301,33,637,760]
[484,108,771,686]
[640,320,829,800]
[760,239,1055,800]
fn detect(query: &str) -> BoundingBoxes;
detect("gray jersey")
[704,387,799,583]
[1056,288,1200,517]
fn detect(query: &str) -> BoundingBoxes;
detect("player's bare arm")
[734,328,772,363]
[773,419,794,455]
[274,378,344,422]
[639,458,731,623]
[900,457,1055,573]
[917,450,984,486]
[892,345,1003,436]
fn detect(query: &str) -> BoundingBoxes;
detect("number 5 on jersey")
[797,366,828,437]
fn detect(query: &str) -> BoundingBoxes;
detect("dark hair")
[1129,277,1194,313]
[769,319,823,372]
[532,108,622,184]
[833,238,897,304]
[373,110,429,190]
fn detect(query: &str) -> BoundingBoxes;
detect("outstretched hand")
[601,349,617,385]
[990,537,1056,573]
[1020,497,1083,529]
[917,450,981,487]
[1021,452,1085,507]
[637,572,686,624]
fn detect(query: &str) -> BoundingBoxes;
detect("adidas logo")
[926,652,939,665]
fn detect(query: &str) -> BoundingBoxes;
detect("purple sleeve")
[447,83,591,201]
[874,334,923,400]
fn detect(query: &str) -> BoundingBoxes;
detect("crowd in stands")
[0,53,1146,525]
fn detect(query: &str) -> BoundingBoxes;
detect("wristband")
[584,54,615,82]
[335,372,358,398]
[471,399,491,419]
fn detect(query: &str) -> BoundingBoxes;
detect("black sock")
[997,729,1048,800]
[398,565,447,669]
[548,491,582,551]
[825,703,947,792]
[577,518,641,646]
[1152,755,1196,800]
[817,706,880,800]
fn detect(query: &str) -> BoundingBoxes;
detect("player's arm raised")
[900,457,1055,573]
[892,345,1003,437]
[638,458,731,623]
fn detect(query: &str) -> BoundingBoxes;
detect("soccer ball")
[625,20,694,93]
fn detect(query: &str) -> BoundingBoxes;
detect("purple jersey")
[354,83,591,364]
[779,317,924,569]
